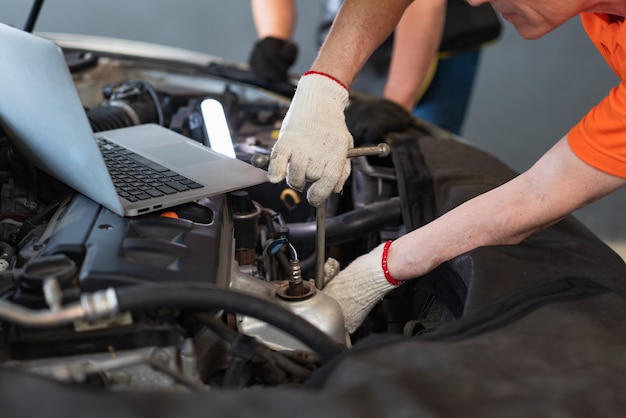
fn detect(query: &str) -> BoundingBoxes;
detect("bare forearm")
[251,0,296,39]
[387,136,626,281]
[384,0,446,110]
[311,0,414,88]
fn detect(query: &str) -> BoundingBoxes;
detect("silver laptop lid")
[0,23,268,217]
[0,23,125,215]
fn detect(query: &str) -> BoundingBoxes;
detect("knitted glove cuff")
[323,242,401,333]
[286,72,349,120]
[302,70,348,90]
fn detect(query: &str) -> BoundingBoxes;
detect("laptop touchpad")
[144,143,218,167]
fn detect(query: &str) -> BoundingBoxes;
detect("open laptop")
[0,23,268,217]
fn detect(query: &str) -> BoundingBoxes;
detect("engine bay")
[0,38,411,390]
[2,31,626,417]
[3,0,626,411]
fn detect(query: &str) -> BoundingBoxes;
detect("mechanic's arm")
[249,0,298,83]
[388,136,626,279]
[251,0,295,39]
[383,0,446,111]
[325,137,626,332]
[339,0,444,148]
[311,0,414,87]
[269,0,414,206]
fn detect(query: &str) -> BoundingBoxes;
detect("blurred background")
[2,0,625,246]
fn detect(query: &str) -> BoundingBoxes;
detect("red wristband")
[381,240,402,286]
[302,70,348,91]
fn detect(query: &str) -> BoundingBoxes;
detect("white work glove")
[268,72,353,207]
[322,242,403,334]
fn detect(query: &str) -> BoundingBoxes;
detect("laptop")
[0,23,268,217]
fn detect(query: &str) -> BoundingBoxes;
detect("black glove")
[248,36,298,84]
[345,97,414,146]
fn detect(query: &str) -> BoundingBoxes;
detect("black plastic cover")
[39,193,230,291]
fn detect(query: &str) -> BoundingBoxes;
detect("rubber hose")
[115,283,345,361]
[286,197,402,248]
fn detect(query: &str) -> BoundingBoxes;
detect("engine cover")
[33,193,233,292]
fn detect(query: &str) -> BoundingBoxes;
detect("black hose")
[115,283,345,361]
[194,313,314,380]
[286,197,403,249]
[139,81,164,126]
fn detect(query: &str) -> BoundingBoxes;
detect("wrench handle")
[346,143,390,158]
[251,143,390,169]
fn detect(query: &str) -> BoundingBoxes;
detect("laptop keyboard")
[97,137,204,202]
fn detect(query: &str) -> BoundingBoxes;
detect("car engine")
[0,37,408,391]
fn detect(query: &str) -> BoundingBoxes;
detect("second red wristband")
[381,240,402,286]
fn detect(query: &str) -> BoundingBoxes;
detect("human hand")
[248,36,298,83]
[345,97,414,146]
[322,242,402,334]
[268,72,352,207]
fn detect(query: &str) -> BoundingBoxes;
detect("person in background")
[266,0,626,335]
[249,0,501,135]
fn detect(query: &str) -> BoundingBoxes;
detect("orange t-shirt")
[568,13,626,178]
